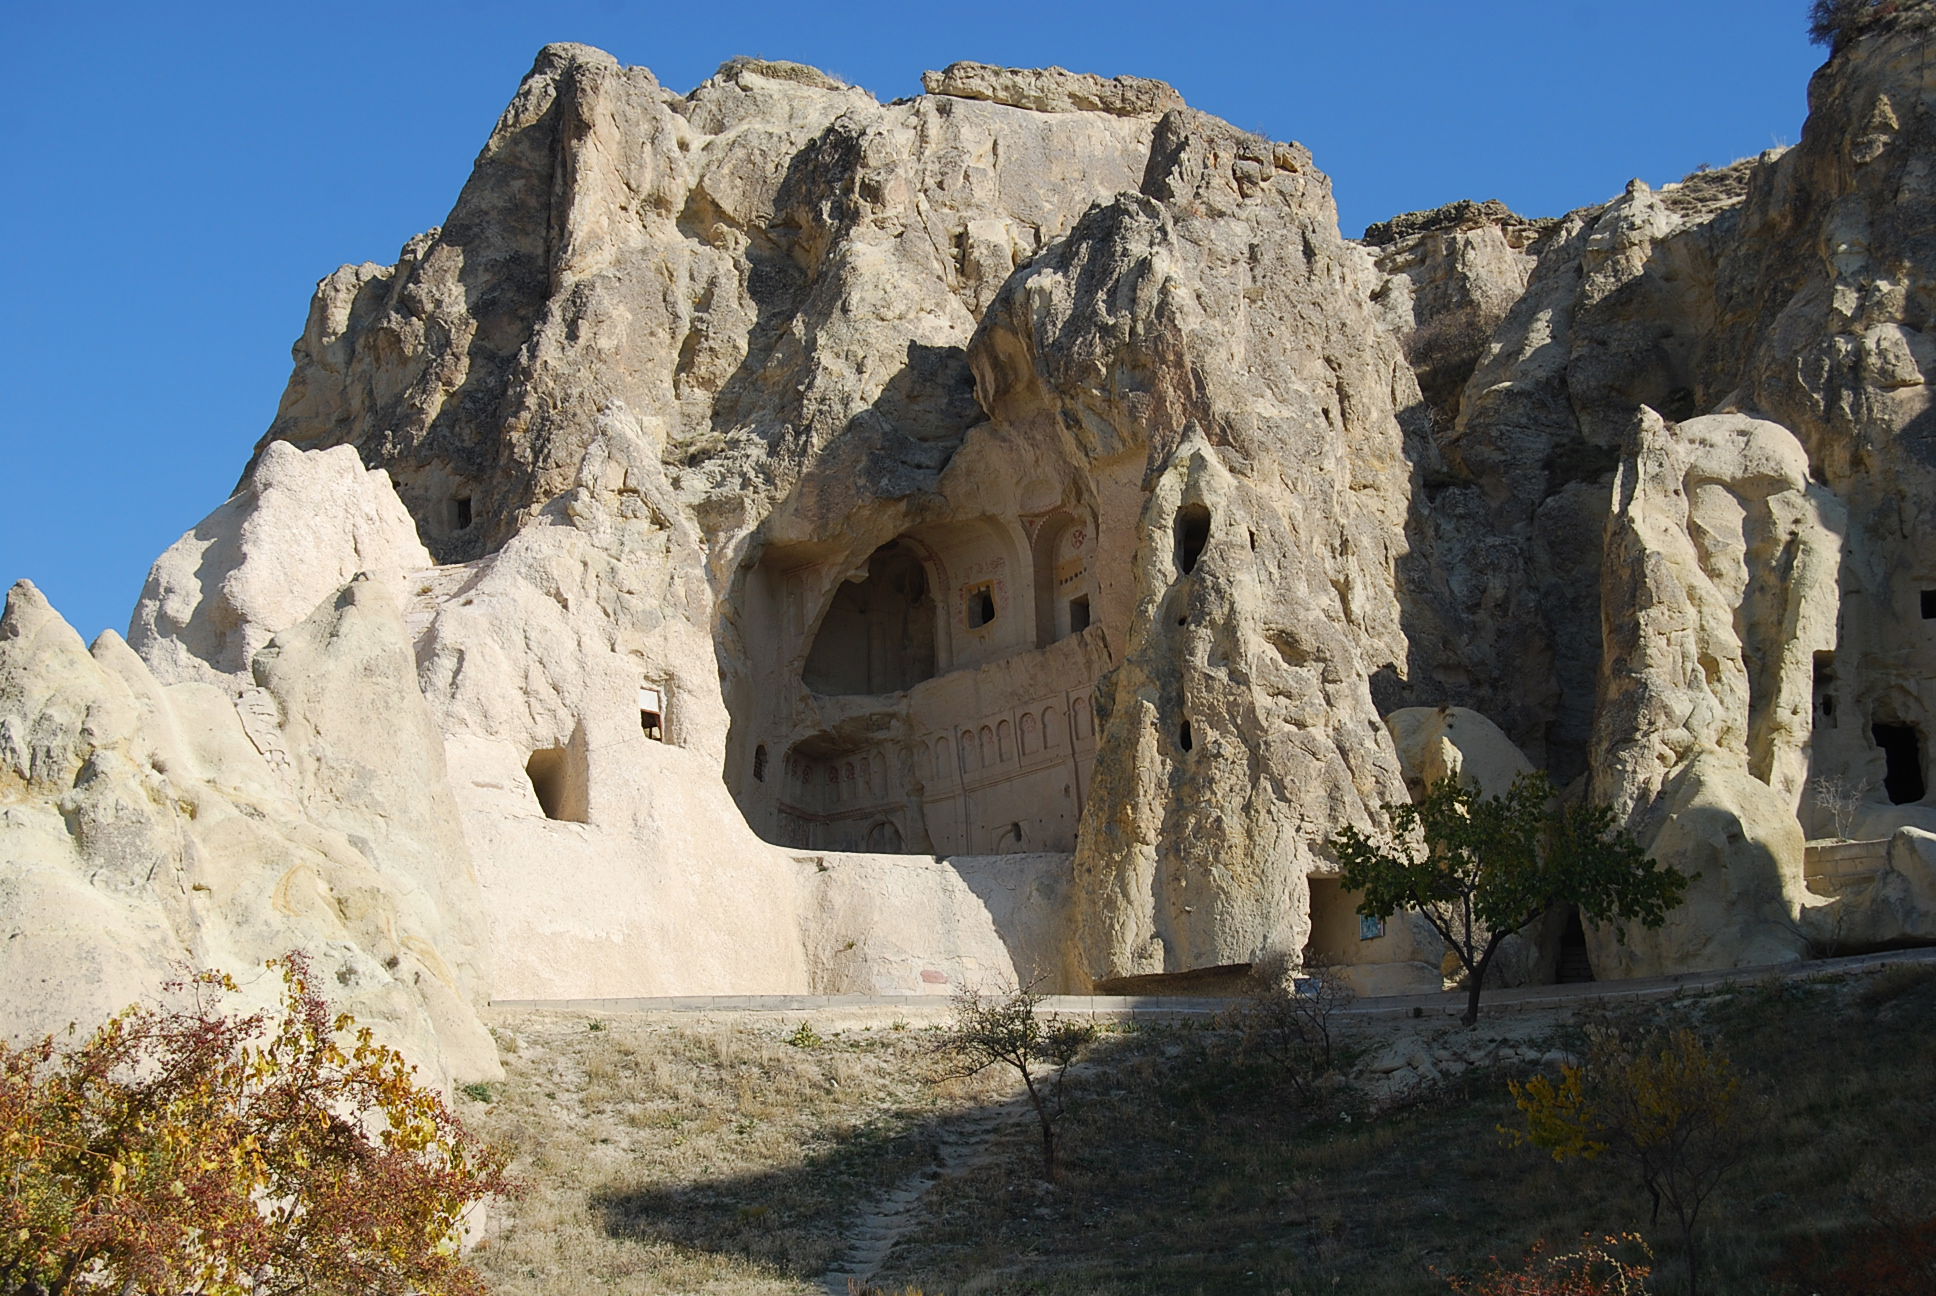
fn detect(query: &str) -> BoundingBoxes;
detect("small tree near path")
[1330,772,1689,1026]
[1509,1027,1751,1296]
[942,981,1094,1183]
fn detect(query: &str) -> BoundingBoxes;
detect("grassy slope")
[465,965,1936,1296]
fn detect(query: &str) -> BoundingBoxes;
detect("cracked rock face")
[9,18,1936,1063]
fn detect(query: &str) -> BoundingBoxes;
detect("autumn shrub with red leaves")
[0,955,511,1296]
[1443,1234,1654,1296]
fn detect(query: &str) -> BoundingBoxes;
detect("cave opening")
[1873,722,1927,805]
[1178,718,1194,753]
[1068,594,1091,634]
[803,542,938,695]
[452,496,474,531]
[1556,909,1595,984]
[1175,503,1211,575]
[526,747,588,823]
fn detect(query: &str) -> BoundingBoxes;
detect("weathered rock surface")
[130,442,432,687]
[10,18,1936,1063]
[0,580,496,1084]
[921,62,1185,119]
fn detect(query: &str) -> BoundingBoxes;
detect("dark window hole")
[1814,652,1836,723]
[752,744,768,782]
[1178,719,1194,753]
[1873,722,1926,805]
[452,496,473,531]
[1068,595,1090,633]
[967,586,996,629]
[1923,589,1936,620]
[1175,503,1211,575]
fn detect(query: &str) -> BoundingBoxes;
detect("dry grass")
[465,1010,1006,1296]
[464,965,1936,1296]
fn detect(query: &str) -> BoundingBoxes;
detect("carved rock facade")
[8,16,1936,1072]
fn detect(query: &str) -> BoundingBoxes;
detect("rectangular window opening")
[452,496,474,531]
[1068,594,1091,634]
[1922,589,1936,620]
[639,684,665,742]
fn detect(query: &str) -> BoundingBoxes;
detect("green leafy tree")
[0,955,512,1296]
[1330,772,1688,1026]
[1509,1028,1750,1296]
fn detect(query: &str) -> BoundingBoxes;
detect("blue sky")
[1,1,1826,641]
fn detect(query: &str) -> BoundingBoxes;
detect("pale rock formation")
[801,852,1071,994]
[1364,199,1552,429]
[0,581,496,1085]
[921,62,1185,119]
[130,442,432,686]
[1587,411,1838,975]
[1803,826,1936,950]
[12,18,1936,1056]
[969,103,1424,985]
[1385,705,1535,799]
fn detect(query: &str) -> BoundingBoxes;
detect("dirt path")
[494,946,1936,1028]
[819,1098,1026,1295]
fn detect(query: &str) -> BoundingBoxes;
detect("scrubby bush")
[1444,1234,1653,1295]
[1809,0,1917,51]
[0,955,510,1296]
[1509,1027,1749,1296]
[942,981,1093,1183]
[1331,772,1688,1026]
[1229,951,1354,1101]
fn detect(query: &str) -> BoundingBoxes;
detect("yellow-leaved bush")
[0,955,512,1296]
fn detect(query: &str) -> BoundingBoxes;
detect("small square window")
[966,585,996,629]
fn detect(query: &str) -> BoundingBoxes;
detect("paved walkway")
[489,945,1936,1022]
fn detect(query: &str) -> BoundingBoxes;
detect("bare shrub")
[941,981,1094,1183]
[1807,771,1872,839]
[1230,952,1355,1100]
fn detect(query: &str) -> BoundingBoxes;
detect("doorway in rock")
[1555,908,1594,984]
[1873,722,1927,805]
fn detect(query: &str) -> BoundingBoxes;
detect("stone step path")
[820,1099,1024,1295]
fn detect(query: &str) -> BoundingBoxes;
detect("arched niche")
[1031,510,1097,648]
[906,515,1030,672]
[802,541,939,695]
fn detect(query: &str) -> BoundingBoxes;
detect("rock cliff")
[8,13,1936,1071]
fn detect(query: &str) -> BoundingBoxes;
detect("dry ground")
[463,965,1936,1296]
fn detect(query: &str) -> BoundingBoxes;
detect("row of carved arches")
[926,696,1097,784]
